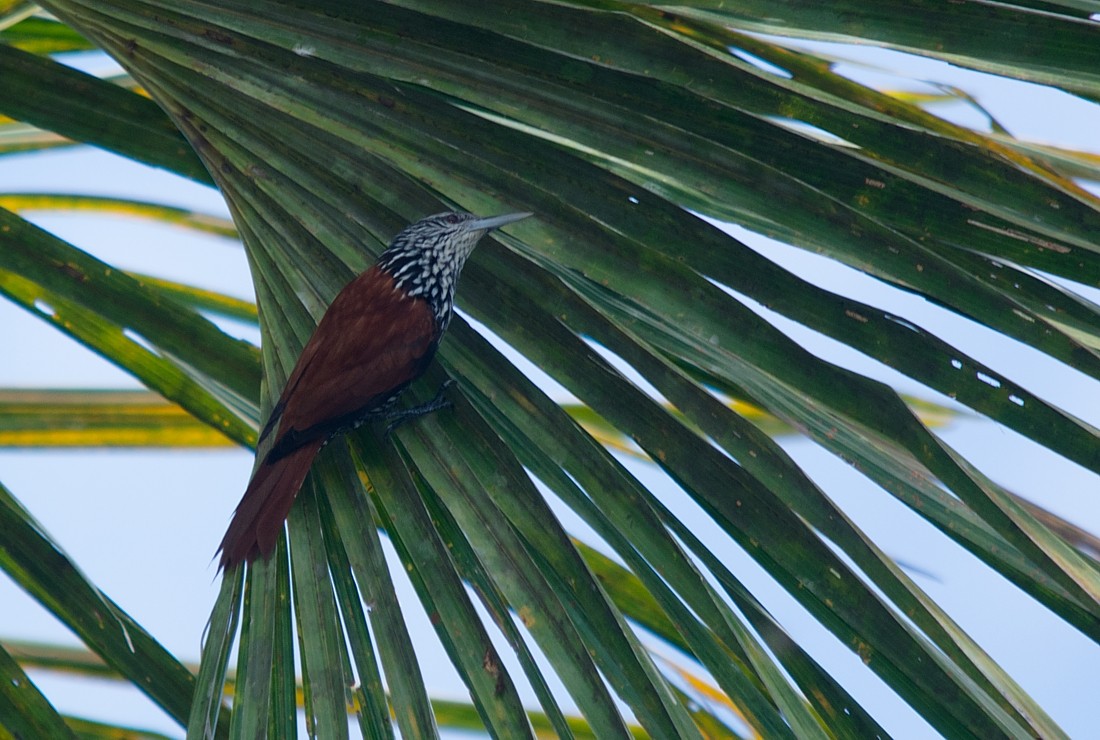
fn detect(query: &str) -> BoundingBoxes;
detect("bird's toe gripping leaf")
[384,379,456,436]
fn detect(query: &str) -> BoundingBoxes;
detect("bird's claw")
[383,380,456,437]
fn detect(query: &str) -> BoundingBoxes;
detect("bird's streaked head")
[378,210,532,326]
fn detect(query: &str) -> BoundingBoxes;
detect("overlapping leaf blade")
[659,0,1100,97]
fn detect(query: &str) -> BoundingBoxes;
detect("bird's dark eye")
[444,213,461,224]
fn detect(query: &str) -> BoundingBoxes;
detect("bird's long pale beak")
[470,211,533,231]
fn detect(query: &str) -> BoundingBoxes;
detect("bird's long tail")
[218,439,324,569]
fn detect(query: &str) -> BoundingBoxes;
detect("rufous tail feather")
[217,439,323,569]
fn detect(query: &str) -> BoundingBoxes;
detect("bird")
[218,210,532,569]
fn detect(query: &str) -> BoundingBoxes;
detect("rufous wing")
[273,266,439,445]
[218,266,438,568]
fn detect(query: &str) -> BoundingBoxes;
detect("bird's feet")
[384,380,456,436]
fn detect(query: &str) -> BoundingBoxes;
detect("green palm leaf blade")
[0,41,210,181]
[0,192,238,239]
[0,481,227,737]
[0,11,94,54]
[659,0,1100,97]
[0,388,240,448]
[446,276,1053,736]
[0,208,259,448]
[0,0,1094,737]
[125,0,1100,468]
[5,637,660,737]
[0,641,74,740]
